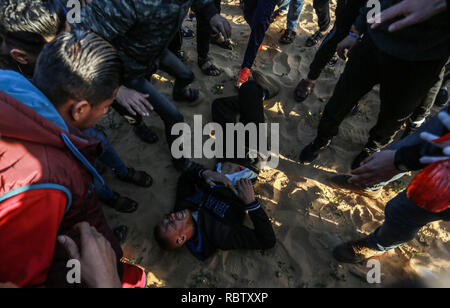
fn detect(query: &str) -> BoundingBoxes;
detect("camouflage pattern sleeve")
[72,0,137,44]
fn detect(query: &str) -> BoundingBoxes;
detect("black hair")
[33,31,123,107]
[0,0,66,54]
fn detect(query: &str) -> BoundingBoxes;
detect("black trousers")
[317,35,448,151]
[308,0,365,81]
[409,61,450,125]
[313,0,331,32]
[169,0,222,60]
[211,81,265,166]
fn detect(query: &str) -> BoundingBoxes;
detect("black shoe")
[134,123,159,144]
[103,192,139,214]
[333,238,382,264]
[299,139,331,165]
[351,149,373,170]
[435,86,448,108]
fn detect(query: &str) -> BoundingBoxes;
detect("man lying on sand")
[154,77,280,259]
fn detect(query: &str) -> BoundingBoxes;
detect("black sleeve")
[395,136,447,171]
[219,201,276,251]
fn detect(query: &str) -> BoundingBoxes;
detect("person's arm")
[220,180,276,251]
[71,0,137,44]
[0,189,66,287]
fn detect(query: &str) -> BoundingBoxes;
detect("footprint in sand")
[273,52,291,77]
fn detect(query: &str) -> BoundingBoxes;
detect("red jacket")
[0,72,123,287]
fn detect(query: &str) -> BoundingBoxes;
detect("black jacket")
[174,165,276,260]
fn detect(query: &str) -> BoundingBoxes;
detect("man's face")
[157,209,192,249]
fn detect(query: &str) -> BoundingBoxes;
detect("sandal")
[118,167,153,188]
[279,29,297,45]
[113,225,129,244]
[294,79,315,102]
[306,30,326,47]
[134,123,159,144]
[270,9,287,23]
[198,57,222,76]
[104,191,139,214]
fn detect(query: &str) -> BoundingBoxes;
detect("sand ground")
[97,0,450,288]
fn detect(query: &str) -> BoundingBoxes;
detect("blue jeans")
[368,106,448,190]
[277,0,305,31]
[84,127,129,201]
[367,191,450,252]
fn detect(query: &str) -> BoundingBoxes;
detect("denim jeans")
[124,55,185,151]
[367,191,450,252]
[277,0,305,31]
[84,127,129,201]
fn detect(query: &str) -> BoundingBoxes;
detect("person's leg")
[125,78,184,151]
[367,192,450,252]
[307,0,364,81]
[242,0,278,70]
[300,36,380,164]
[285,0,305,31]
[243,0,259,25]
[364,56,448,153]
[313,0,330,32]
[403,65,446,137]
[158,49,196,97]
[84,128,129,177]
[334,191,450,263]
[278,0,291,13]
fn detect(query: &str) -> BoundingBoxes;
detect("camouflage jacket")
[72,0,216,79]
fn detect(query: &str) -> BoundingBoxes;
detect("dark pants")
[115,49,192,146]
[316,35,447,151]
[242,0,278,69]
[367,191,450,252]
[408,61,450,127]
[212,81,265,166]
[197,0,222,60]
[308,0,365,81]
[169,0,221,60]
[312,0,331,32]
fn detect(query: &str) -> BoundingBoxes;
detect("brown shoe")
[333,238,383,264]
[294,79,315,102]
[328,175,381,198]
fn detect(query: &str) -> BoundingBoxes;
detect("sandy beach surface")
[97,0,450,288]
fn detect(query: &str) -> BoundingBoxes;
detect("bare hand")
[337,35,358,60]
[237,179,256,205]
[202,170,238,195]
[57,222,122,288]
[370,0,447,32]
[116,86,154,117]
[348,150,400,187]
[210,14,232,40]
